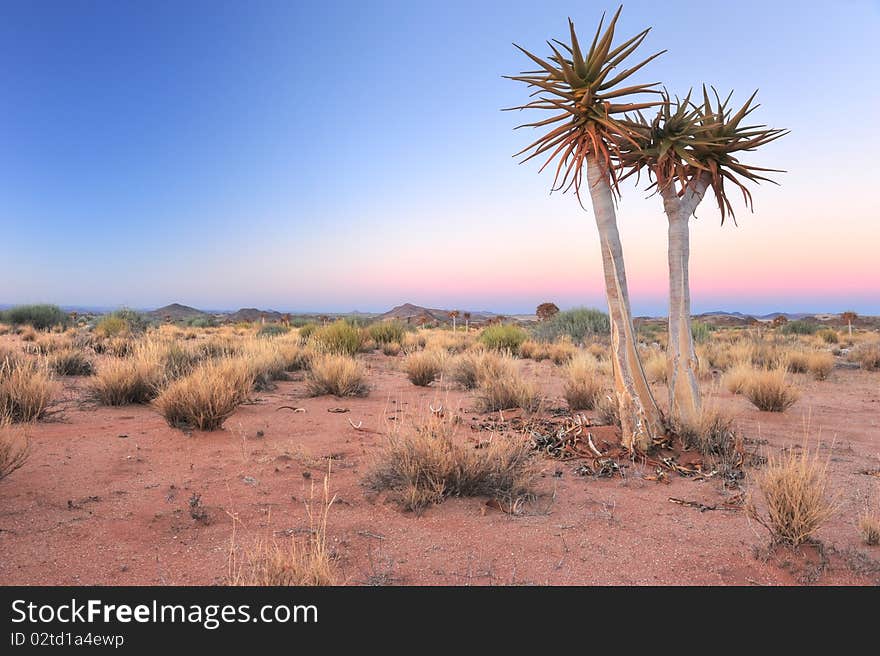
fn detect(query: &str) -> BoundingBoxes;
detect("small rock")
[243,476,258,486]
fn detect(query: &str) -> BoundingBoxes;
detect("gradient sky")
[2,0,878,315]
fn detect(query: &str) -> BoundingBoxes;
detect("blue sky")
[2,0,878,315]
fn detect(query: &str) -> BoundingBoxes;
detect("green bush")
[817,328,838,344]
[298,323,318,341]
[257,324,290,338]
[312,320,364,356]
[368,320,407,345]
[479,324,528,354]
[781,320,818,335]
[187,316,217,328]
[533,308,609,344]
[96,308,149,336]
[0,304,68,330]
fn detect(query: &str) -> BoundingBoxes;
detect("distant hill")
[379,302,496,325]
[147,303,209,321]
[226,308,285,323]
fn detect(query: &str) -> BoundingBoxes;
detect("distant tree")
[416,315,430,329]
[536,302,560,321]
[281,313,291,328]
[449,310,460,332]
[771,315,788,328]
[841,311,857,337]
[319,315,330,327]
[463,311,472,332]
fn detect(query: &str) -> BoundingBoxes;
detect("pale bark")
[586,152,662,451]
[661,174,710,421]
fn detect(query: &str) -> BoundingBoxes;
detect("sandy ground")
[1,345,879,586]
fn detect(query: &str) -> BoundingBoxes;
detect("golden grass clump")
[747,445,836,546]
[0,358,56,422]
[547,339,577,365]
[475,355,540,412]
[724,363,753,394]
[743,368,800,412]
[0,420,30,481]
[228,475,335,586]
[47,348,94,376]
[18,326,37,342]
[311,320,364,356]
[805,351,833,380]
[671,403,740,465]
[381,341,401,356]
[447,350,501,390]
[518,340,549,361]
[403,350,444,387]
[364,417,537,513]
[563,353,604,410]
[642,348,667,384]
[154,359,253,430]
[89,347,163,405]
[306,355,368,397]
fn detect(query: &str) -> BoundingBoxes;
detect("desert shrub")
[312,320,364,356]
[781,320,817,335]
[448,351,498,390]
[186,316,217,328]
[805,351,833,380]
[533,307,609,345]
[691,320,715,344]
[860,511,880,546]
[563,354,603,410]
[257,324,290,338]
[369,320,407,345]
[48,348,94,376]
[743,369,800,412]
[298,323,318,342]
[747,445,836,546]
[160,342,203,381]
[89,350,162,405]
[475,356,540,412]
[0,421,30,482]
[197,338,239,360]
[404,350,443,387]
[0,304,68,330]
[849,342,880,371]
[518,340,549,361]
[306,355,368,397]
[18,326,37,342]
[784,350,810,374]
[381,341,401,356]
[95,309,148,337]
[155,359,253,430]
[364,418,537,512]
[0,323,9,335]
[817,328,838,344]
[724,363,754,395]
[478,324,527,354]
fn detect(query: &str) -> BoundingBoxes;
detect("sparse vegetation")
[849,342,880,371]
[257,324,290,338]
[312,320,364,356]
[306,355,368,397]
[369,320,407,345]
[860,510,880,546]
[780,320,818,335]
[89,348,162,405]
[475,356,540,412]
[47,348,94,376]
[533,308,609,345]
[0,420,30,481]
[365,417,537,512]
[748,444,836,546]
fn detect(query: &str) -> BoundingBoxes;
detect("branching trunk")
[586,153,662,451]
[661,174,710,422]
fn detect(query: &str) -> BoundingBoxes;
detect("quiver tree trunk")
[586,153,662,451]
[661,175,710,422]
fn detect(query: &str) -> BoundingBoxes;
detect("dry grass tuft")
[547,340,577,365]
[475,355,540,412]
[403,350,444,387]
[859,510,880,546]
[0,420,30,481]
[671,404,741,469]
[0,359,56,422]
[381,341,401,356]
[228,475,336,585]
[89,349,162,405]
[642,349,667,384]
[518,340,548,361]
[154,359,253,430]
[747,444,836,546]
[306,355,368,397]
[563,353,603,410]
[47,348,94,376]
[743,369,799,412]
[364,417,537,513]
[724,363,753,394]
[849,342,880,371]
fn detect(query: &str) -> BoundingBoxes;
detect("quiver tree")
[449,310,460,332]
[536,302,560,321]
[463,311,471,332]
[620,88,786,421]
[507,7,665,450]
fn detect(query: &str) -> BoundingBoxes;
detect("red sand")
[2,348,879,586]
